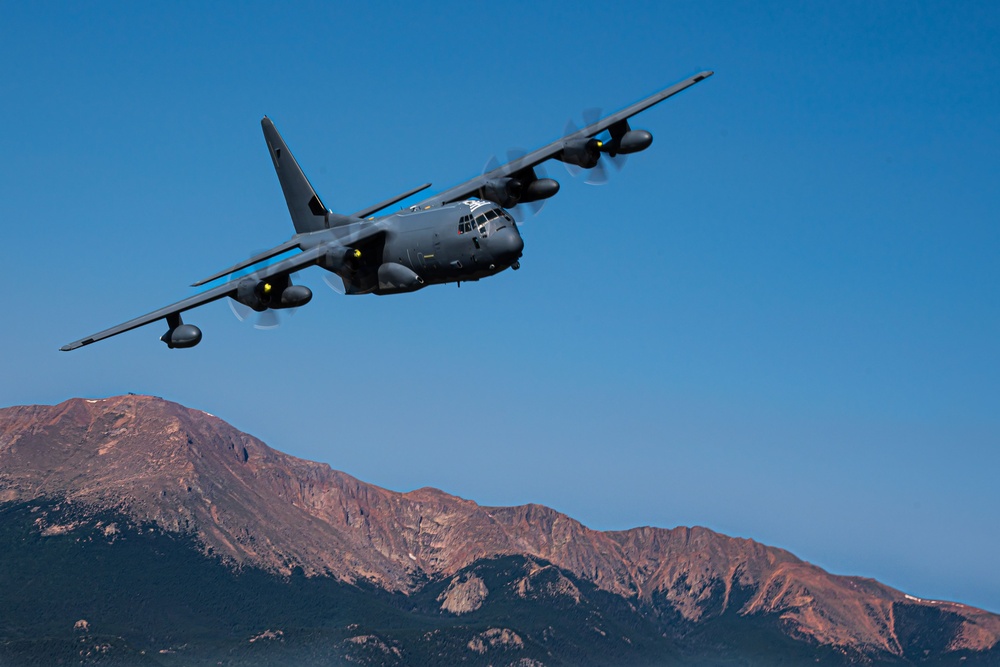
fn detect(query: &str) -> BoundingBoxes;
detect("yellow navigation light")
[596,140,603,147]
[263,283,272,294]
[352,249,362,258]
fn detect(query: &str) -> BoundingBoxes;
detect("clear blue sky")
[2,2,998,612]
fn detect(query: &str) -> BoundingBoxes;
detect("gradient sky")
[2,2,998,612]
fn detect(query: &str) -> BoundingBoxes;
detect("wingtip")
[61,337,93,351]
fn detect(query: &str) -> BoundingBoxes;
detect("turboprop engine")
[560,129,653,167]
[233,275,312,311]
[481,176,560,208]
[481,178,523,208]
[559,137,603,169]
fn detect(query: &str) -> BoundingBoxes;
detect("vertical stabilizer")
[261,117,333,234]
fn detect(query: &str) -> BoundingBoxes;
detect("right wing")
[60,245,328,351]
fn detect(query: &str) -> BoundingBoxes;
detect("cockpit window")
[459,214,478,235]
[467,206,514,238]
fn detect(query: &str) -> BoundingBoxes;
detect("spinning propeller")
[229,296,292,330]
[562,108,629,185]
[481,149,557,224]
[226,252,304,329]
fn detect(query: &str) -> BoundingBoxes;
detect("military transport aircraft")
[61,71,713,351]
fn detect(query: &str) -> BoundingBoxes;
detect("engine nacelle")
[520,178,560,203]
[617,130,653,154]
[481,178,523,208]
[160,323,202,349]
[275,284,312,309]
[234,276,311,311]
[318,246,361,273]
[559,138,602,169]
[376,262,425,294]
[235,277,270,312]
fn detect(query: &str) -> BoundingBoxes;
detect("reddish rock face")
[1,395,997,657]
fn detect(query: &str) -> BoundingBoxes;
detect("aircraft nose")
[489,226,524,264]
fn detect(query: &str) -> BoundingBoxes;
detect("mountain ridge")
[1,394,997,663]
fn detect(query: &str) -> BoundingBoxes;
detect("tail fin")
[262,117,347,233]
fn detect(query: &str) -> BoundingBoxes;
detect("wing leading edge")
[414,70,714,209]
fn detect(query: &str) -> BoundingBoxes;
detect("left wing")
[60,245,328,351]
[413,70,713,209]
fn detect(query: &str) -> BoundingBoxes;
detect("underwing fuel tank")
[160,313,202,348]
[376,262,425,294]
[160,323,202,349]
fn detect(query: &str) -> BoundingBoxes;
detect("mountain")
[0,395,997,666]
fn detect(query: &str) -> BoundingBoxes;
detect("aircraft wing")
[60,245,328,351]
[413,70,713,209]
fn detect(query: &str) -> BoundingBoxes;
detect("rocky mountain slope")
[0,395,997,665]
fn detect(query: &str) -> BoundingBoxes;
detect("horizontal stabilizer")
[190,240,302,287]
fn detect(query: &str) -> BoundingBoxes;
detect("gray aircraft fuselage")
[298,200,523,296]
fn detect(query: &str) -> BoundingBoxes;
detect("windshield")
[472,207,514,238]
